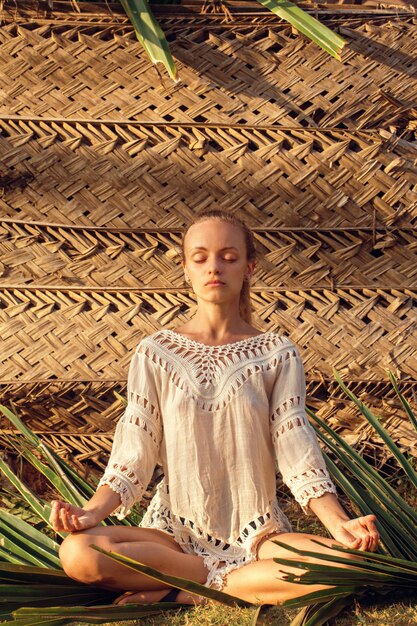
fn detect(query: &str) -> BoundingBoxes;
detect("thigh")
[219,532,359,604]
[69,524,185,553]
[256,531,355,564]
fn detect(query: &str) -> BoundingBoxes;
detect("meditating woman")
[50,209,379,606]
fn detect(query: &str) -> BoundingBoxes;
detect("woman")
[50,210,379,606]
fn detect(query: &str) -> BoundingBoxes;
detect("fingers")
[347,537,361,549]
[359,515,379,551]
[368,531,379,552]
[49,500,64,531]
[49,501,81,533]
[59,504,74,532]
[71,513,82,531]
[344,515,380,552]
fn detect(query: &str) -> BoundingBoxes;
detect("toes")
[113,590,169,605]
[113,591,135,605]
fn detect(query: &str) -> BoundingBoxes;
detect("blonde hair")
[181,210,257,324]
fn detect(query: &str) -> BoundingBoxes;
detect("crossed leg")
[59,525,209,603]
[219,532,356,605]
[116,531,360,605]
[59,527,358,606]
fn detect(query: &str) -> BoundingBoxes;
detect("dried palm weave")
[1,221,417,288]
[0,1,416,469]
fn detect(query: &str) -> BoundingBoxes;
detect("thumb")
[334,526,360,548]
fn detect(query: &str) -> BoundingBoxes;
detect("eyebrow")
[190,246,238,252]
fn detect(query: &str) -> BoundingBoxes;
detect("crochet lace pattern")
[138,329,295,411]
[98,328,337,589]
[139,479,293,589]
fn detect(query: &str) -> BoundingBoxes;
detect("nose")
[208,260,221,275]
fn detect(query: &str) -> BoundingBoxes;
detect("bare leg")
[219,532,362,605]
[59,525,209,602]
[118,530,361,606]
[60,526,360,607]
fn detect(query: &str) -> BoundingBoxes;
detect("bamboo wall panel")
[1,3,416,463]
[0,18,416,129]
[1,119,417,228]
[1,221,417,289]
[1,378,416,470]
[1,287,416,380]
[4,378,417,432]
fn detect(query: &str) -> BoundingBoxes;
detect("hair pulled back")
[181,210,257,324]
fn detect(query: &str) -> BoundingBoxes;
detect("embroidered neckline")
[140,330,294,409]
[164,328,274,350]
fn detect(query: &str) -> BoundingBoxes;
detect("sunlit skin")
[179,219,257,343]
[50,218,379,607]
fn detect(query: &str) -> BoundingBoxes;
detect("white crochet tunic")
[98,329,337,589]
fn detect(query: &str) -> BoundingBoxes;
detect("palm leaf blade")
[15,603,183,620]
[388,371,417,433]
[0,458,56,537]
[289,595,355,626]
[256,0,345,59]
[0,405,90,507]
[308,408,417,524]
[119,0,177,79]
[334,370,417,488]
[90,544,253,607]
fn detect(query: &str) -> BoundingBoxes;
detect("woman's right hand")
[49,500,99,533]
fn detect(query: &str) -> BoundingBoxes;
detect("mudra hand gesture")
[49,500,98,533]
[332,514,379,552]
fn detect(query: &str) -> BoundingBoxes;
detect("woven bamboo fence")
[0,0,417,476]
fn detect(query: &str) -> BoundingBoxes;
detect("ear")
[182,261,189,282]
[246,260,256,278]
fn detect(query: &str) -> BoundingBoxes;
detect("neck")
[184,303,250,340]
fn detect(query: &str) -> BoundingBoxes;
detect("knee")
[59,532,109,585]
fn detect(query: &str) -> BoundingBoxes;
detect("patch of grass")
[335,598,417,625]
[73,597,417,626]
[74,604,295,626]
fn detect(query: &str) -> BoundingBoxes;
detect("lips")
[206,281,225,286]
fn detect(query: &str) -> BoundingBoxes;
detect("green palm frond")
[13,604,180,622]
[0,561,119,622]
[0,510,61,568]
[119,0,177,79]
[255,0,346,60]
[279,370,417,624]
[0,371,416,625]
[0,403,137,527]
[388,371,417,434]
[70,0,345,79]
[333,370,417,489]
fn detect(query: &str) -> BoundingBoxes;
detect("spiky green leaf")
[90,543,253,607]
[119,0,177,79]
[255,0,345,60]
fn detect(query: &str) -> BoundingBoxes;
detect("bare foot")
[114,588,207,606]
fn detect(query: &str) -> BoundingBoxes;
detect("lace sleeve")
[269,342,336,514]
[97,341,162,519]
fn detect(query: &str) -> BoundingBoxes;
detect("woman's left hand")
[332,514,379,552]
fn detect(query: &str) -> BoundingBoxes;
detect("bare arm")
[309,491,379,552]
[49,485,122,533]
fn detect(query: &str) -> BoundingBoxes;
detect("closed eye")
[192,257,237,263]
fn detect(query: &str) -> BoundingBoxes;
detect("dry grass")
[79,599,417,626]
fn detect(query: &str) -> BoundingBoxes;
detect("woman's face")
[182,219,254,305]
